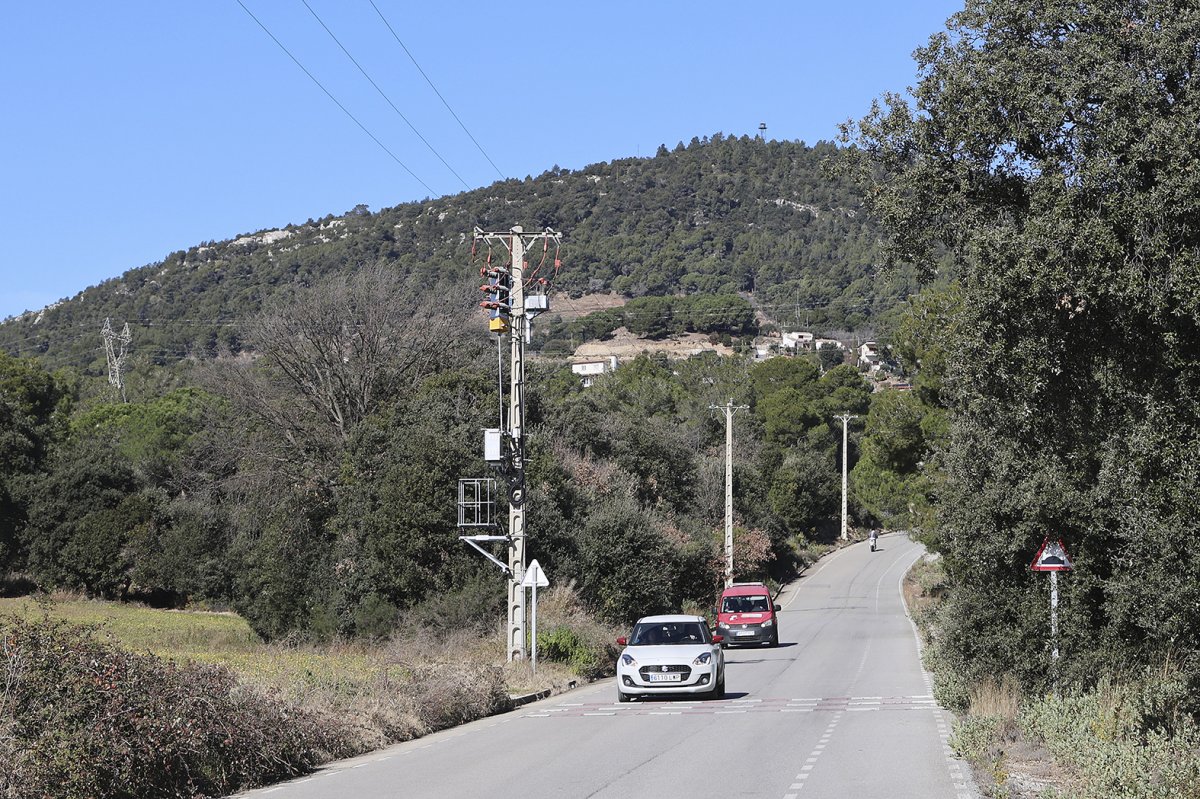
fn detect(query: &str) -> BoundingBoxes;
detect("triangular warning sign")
[1030,537,1073,572]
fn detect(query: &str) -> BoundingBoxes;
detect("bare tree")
[200,264,479,490]
[249,265,469,441]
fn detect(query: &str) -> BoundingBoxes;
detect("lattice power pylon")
[101,318,133,401]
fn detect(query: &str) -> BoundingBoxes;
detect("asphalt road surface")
[237,533,979,799]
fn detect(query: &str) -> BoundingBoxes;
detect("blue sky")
[0,1,963,321]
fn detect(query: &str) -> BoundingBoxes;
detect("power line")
[234,0,438,197]
[300,0,471,191]
[368,0,506,182]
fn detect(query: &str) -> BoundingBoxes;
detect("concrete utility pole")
[835,412,858,540]
[711,399,748,587]
[473,225,561,662]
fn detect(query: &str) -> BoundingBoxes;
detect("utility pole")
[101,318,132,402]
[473,225,561,662]
[835,412,858,540]
[711,399,748,587]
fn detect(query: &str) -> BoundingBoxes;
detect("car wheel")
[618,687,633,703]
[769,631,779,648]
[710,672,725,700]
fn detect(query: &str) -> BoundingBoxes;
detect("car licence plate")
[647,672,682,682]
[735,630,755,637]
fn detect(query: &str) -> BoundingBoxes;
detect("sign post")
[1030,537,1073,667]
[521,559,550,675]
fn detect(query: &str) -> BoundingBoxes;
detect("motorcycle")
[869,531,878,552]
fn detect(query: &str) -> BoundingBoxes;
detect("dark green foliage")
[20,438,140,597]
[0,354,71,572]
[0,614,352,799]
[70,389,208,487]
[552,293,757,343]
[850,388,940,527]
[400,570,506,638]
[327,367,497,636]
[0,137,939,649]
[0,136,904,376]
[230,494,335,641]
[844,0,1200,699]
[535,624,622,679]
[576,501,680,624]
[767,441,840,536]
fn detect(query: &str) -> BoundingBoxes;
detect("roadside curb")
[509,689,551,707]
[508,678,580,708]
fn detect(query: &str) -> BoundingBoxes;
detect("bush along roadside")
[906,558,1200,798]
[1019,674,1200,799]
[0,613,354,799]
[531,584,623,681]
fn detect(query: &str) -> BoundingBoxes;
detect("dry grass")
[970,674,1023,725]
[0,595,522,755]
[902,553,947,617]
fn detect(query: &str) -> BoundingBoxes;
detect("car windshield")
[721,595,770,613]
[629,622,709,646]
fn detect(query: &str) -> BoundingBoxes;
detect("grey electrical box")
[525,294,550,313]
[484,428,502,464]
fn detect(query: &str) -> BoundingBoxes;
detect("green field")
[0,596,397,696]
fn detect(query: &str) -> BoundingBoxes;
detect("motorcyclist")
[869,528,878,551]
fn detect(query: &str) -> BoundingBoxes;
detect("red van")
[715,582,781,647]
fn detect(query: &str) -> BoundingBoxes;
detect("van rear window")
[721,595,770,612]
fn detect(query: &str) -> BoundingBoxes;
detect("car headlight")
[762,618,774,628]
[621,653,637,667]
[692,652,712,666]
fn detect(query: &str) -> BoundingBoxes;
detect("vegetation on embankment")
[906,557,1200,799]
[0,586,619,799]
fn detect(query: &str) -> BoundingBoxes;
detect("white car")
[615,614,726,702]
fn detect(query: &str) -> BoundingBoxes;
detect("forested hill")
[1,134,910,373]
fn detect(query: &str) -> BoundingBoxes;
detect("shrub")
[0,614,353,799]
[538,626,598,675]
[404,662,511,732]
[531,584,622,679]
[1021,675,1200,799]
[400,572,505,637]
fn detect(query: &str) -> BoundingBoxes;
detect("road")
[237,534,979,799]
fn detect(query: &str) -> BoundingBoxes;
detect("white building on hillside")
[571,356,619,387]
[781,331,815,350]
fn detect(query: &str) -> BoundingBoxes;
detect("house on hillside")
[571,356,618,387]
[781,331,815,351]
[858,341,884,373]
